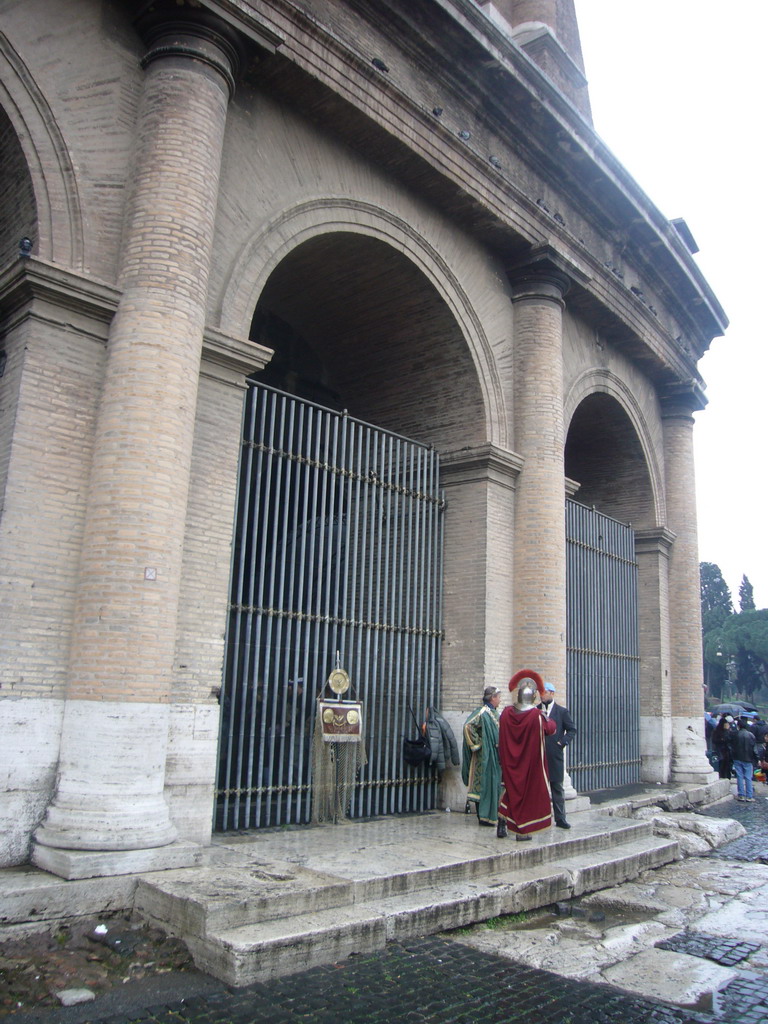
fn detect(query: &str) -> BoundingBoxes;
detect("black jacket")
[540,702,577,761]
[733,726,757,764]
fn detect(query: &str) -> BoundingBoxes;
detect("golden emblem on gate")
[327,667,350,695]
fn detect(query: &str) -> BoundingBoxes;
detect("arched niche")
[565,388,660,529]
[249,230,486,450]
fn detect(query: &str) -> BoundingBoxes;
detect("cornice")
[441,443,524,490]
[202,327,273,382]
[0,257,120,325]
[634,526,676,556]
[660,381,707,417]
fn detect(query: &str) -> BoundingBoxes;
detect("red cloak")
[497,705,556,834]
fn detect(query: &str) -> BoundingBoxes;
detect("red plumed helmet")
[508,669,545,696]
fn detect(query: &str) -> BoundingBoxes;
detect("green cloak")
[461,702,501,825]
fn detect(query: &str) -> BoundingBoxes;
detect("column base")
[670,715,717,786]
[34,699,179,853]
[32,840,202,880]
[563,768,590,812]
[640,714,674,784]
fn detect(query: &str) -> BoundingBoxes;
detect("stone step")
[134,818,655,937]
[0,866,137,937]
[187,833,679,986]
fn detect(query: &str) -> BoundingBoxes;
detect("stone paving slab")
[601,947,735,1009]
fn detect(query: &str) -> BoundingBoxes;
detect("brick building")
[0,0,726,876]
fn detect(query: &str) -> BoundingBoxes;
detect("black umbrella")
[712,703,750,716]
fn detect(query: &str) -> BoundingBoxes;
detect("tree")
[703,609,768,702]
[739,575,756,612]
[700,562,732,631]
[700,562,732,697]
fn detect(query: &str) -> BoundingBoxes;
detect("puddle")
[451,898,658,937]
[541,899,656,928]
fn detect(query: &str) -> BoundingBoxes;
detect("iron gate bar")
[220,387,259,828]
[243,389,273,827]
[378,427,389,815]
[217,383,444,829]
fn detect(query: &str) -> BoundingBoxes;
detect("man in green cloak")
[462,685,502,826]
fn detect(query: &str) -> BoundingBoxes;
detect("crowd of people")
[461,670,576,840]
[707,707,768,801]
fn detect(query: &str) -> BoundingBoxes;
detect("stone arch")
[0,32,84,268]
[218,198,506,448]
[564,369,664,529]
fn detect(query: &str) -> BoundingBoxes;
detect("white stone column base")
[34,700,177,854]
[562,768,590,812]
[0,697,65,867]
[164,703,220,844]
[640,714,673,783]
[32,840,202,880]
[439,765,468,812]
[670,715,717,785]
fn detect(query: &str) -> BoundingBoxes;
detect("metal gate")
[216,383,444,830]
[566,499,641,791]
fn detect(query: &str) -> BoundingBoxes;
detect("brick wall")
[0,271,112,699]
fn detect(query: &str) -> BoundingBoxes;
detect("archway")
[565,390,656,528]
[564,390,658,790]
[216,231,487,828]
[249,231,486,446]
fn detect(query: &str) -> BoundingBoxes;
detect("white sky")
[574,1,767,610]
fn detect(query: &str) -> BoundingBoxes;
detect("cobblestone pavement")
[7,935,720,1024]
[699,788,768,861]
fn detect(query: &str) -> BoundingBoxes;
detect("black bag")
[402,705,431,767]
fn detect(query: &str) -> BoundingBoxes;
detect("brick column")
[634,527,674,782]
[33,11,241,876]
[509,260,587,812]
[509,262,569,688]
[439,444,522,809]
[661,386,715,784]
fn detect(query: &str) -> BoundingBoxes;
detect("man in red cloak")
[497,669,556,840]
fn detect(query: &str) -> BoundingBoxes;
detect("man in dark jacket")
[733,716,757,802]
[540,682,577,829]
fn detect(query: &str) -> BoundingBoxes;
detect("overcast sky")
[573,1,767,610]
